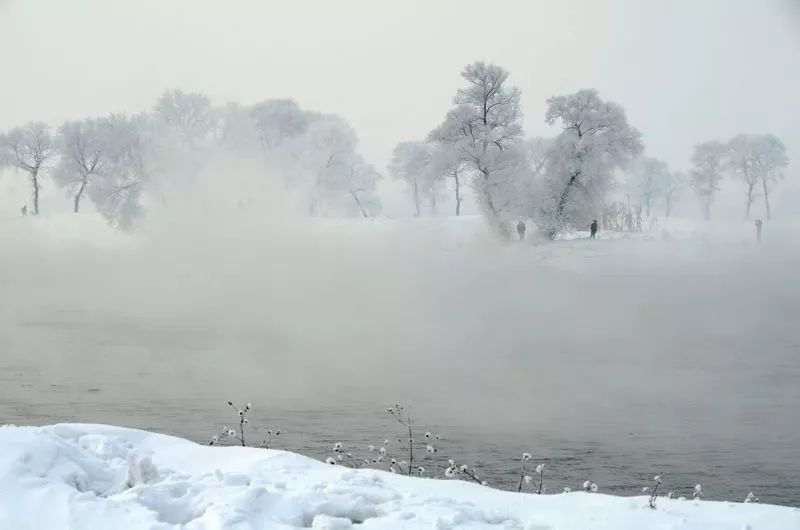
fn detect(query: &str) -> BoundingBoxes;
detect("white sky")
[1,0,799,176]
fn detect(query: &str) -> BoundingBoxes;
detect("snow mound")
[0,424,797,529]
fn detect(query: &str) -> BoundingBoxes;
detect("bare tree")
[0,122,56,215]
[55,120,106,213]
[690,141,727,221]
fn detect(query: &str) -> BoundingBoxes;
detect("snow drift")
[0,424,796,529]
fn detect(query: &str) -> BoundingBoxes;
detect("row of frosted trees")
[0,91,382,229]
[390,62,788,236]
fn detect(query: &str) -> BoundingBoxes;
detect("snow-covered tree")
[749,134,787,220]
[90,114,154,229]
[690,140,727,221]
[251,99,310,153]
[155,89,213,151]
[663,170,685,217]
[0,122,56,215]
[336,156,383,218]
[429,61,523,234]
[388,140,451,216]
[389,141,432,216]
[629,157,669,217]
[537,89,642,238]
[155,90,213,180]
[428,145,466,216]
[725,133,787,220]
[54,119,107,213]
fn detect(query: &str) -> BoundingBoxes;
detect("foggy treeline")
[391,62,790,239]
[0,62,790,237]
[0,91,383,228]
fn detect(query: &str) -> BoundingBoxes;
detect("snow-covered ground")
[0,424,797,529]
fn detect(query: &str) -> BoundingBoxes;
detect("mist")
[1,0,800,512]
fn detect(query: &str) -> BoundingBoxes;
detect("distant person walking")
[755,218,763,244]
[516,220,526,241]
[590,219,598,239]
[20,205,27,217]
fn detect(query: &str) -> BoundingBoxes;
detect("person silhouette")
[755,218,763,244]
[590,219,598,239]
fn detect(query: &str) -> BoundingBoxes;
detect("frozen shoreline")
[0,424,797,529]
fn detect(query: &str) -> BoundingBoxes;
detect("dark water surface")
[2,226,799,505]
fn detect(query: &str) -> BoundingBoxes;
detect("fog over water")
[1,0,800,510]
[2,213,798,503]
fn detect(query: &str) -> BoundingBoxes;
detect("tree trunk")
[74,177,88,213]
[645,196,651,217]
[453,171,462,216]
[31,171,40,215]
[413,178,420,216]
[350,190,369,218]
[745,182,754,219]
[556,171,580,218]
[665,196,671,218]
[761,177,771,220]
[430,192,437,216]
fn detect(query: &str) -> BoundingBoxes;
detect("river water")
[1,219,799,505]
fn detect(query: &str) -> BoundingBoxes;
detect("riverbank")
[0,424,797,529]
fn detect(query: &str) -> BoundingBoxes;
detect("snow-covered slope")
[0,425,796,529]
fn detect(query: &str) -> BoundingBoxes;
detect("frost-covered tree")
[389,141,432,216]
[317,153,382,218]
[251,99,310,154]
[690,140,727,221]
[629,157,669,217]
[155,89,213,151]
[54,119,107,213]
[663,170,685,217]
[726,134,787,219]
[752,135,787,220]
[0,122,56,215]
[537,89,642,238]
[429,62,523,234]
[90,114,154,229]
[726,134,762,218]
[428,145,466,216]
[250,99,311,185]
[341,156,383,218]
[388,140,449,216]
[155,90,213,180]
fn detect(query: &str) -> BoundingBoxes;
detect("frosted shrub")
[383,403,441,477]
[744,491,759,504]
[535,463,546,494]
[648,474,662,509]
[582,480,598,492]
[329,442,364,468]
[209,400,280,448]
[445,458,486,486]
[693,484,703,500]
[517,452,532,492]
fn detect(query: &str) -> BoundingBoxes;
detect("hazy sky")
[1,0,799,176]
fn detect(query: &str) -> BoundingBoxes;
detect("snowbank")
[0,425,796,529]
